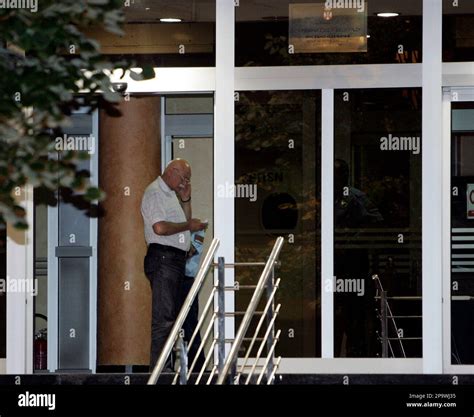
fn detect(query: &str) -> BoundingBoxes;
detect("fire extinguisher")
[34,314,47,371]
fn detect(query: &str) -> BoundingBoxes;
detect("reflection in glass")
[0,223,5,358]
[235,91,321,357]
[334,88,422,358]
[443,0,474,62]
[236,0,422,66]
[451,103,474,365]
[88,0,216,67]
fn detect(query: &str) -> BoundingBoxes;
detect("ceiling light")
[377,12,399,17]
[160,18,182,23]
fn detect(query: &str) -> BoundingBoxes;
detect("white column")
[321,89,334,358]
[6,185,34,374]
[215,0,235,347]
[422,0,443,373]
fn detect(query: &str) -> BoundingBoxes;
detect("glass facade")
[6,0,474,377]
[451,102,474,365]
[443,0,474,62]
[236,0,422,66]
[89,0,216,67]
[0,224,5,358]
[334,88,422,358]
[235,90,321,357]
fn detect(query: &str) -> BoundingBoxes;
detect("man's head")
[162,159,191,192]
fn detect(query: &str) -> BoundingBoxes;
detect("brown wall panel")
[98,96,161,365]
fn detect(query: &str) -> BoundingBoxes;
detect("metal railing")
[147,236,284,385]
[147,238,220,385]
[373,274,422,358]
[217,236,284,385]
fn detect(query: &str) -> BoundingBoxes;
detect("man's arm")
[180,199,192,221]
[153,219,205,236]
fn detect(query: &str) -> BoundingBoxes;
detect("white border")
[47,180,59,372]
[6,185,34,374]
[215,0,235,349]
[279,358,422,374]
[236,64,421,90]
[89,110,99,373]
[422,0,443,374]
[442,89,452,374]
[321,89,334,358]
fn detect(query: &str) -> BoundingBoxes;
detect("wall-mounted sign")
[289,2,368,53]
[467,184,474,219]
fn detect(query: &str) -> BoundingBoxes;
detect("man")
[141,159,207,372]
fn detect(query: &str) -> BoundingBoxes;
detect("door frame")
[442,87,474,374]
[47,107,99,373]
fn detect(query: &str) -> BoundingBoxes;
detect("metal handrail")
[147,238,220,385]
[217,236,284,385]
[237,280,281,381]
[373,274,409,358]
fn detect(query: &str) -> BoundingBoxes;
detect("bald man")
[141,159,207,372]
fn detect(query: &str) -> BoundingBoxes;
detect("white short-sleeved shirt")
[141,176,191,251]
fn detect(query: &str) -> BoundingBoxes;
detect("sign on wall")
[467,184,474,219]
[289,1,368,53]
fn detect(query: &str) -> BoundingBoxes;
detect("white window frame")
[442,86,474,375]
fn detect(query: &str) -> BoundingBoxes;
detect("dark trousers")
[144,244,186,372]
[144,244,205,372]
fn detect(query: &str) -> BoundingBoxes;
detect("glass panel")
[443,0,474,62]
[0,223,6,359]
[58,113,94,247]
[451,103,474,365]
[334,88,422,358]
[34,190,49,371]
[236,0,422,67]
[88,0,216,67]
[58,257,90,370]
[235,90,321,357]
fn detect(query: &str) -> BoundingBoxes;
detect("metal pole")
[217,237,284,385]
[217,256,226,375]
[266,265,275,381]
[177,335,188,385]
[381,290,388,358]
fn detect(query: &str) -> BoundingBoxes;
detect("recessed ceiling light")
[367,34,371,38]
[160,18,182,23]
[377,12,399,17]
[145,7,150,10]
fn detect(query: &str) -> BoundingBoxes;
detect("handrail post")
[381,290,388,358]
[217,237,284,385]
[177,335,188,385]
[265,264,276,383]
[217,257,226,376]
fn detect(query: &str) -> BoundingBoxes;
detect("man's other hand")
[189,218,208,232]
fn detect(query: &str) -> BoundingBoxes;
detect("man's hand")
[178,181,191,202]
[189,218,208,232]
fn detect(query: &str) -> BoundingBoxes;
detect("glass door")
[443,88,474,373]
